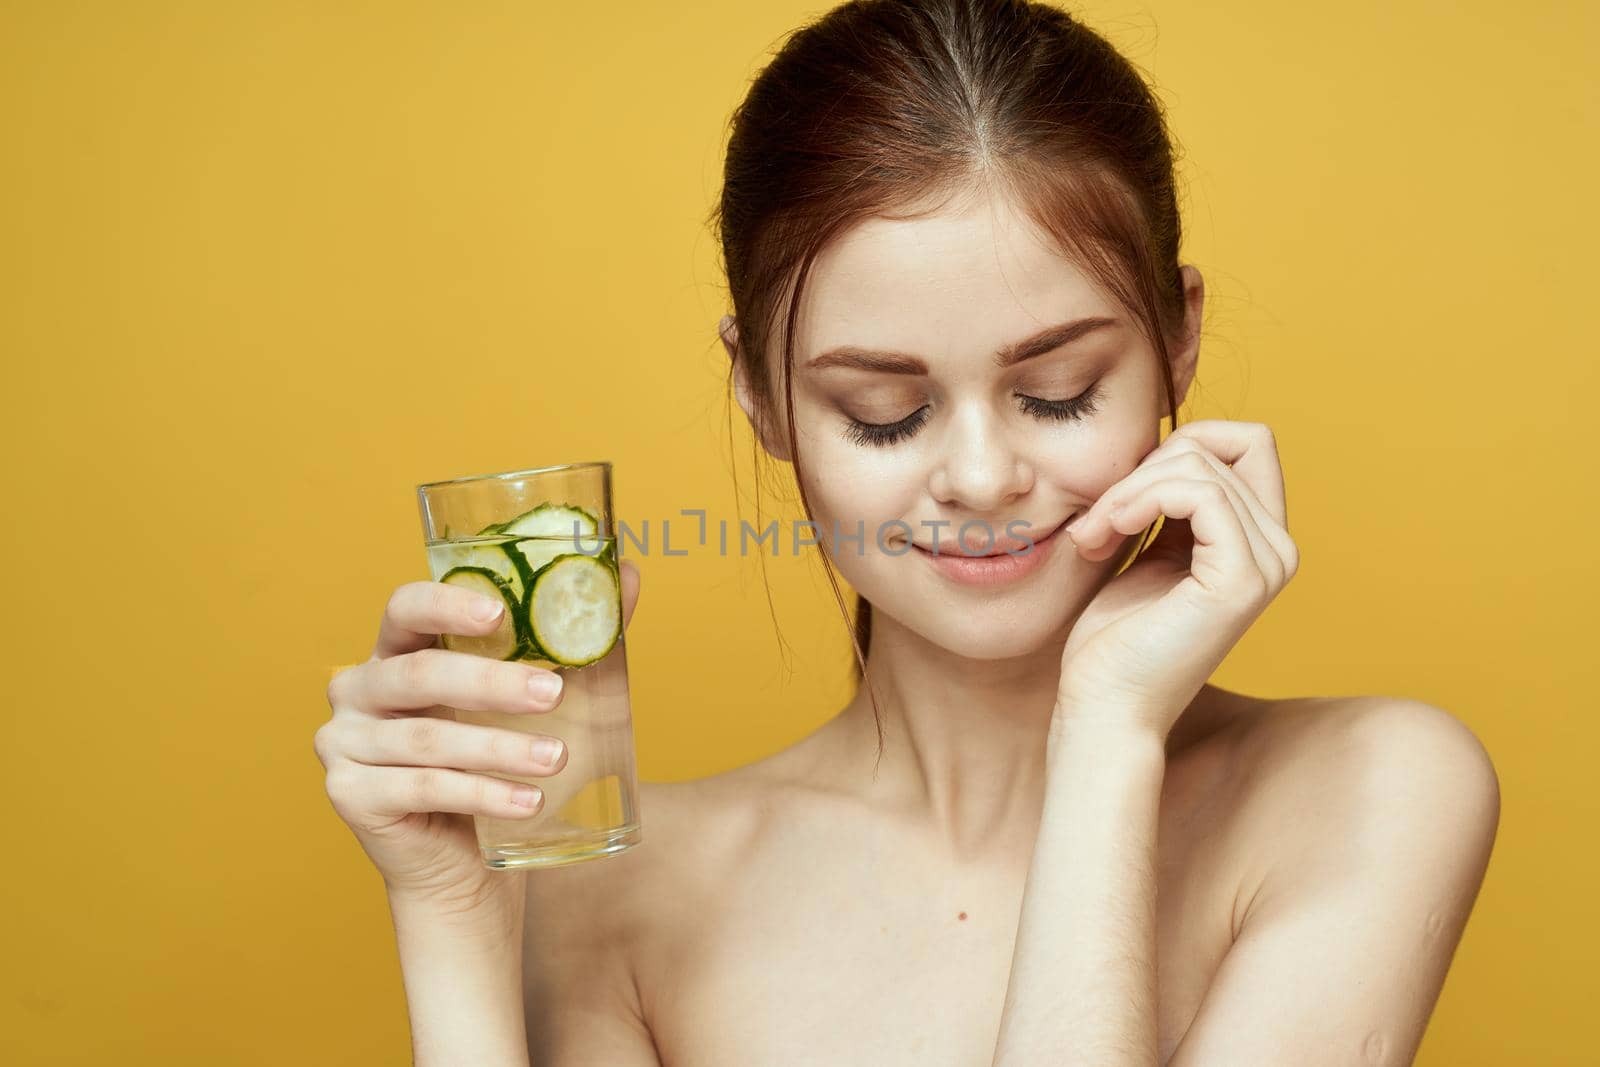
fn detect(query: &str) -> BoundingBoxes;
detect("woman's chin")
[910,613,1073,664]
[854,571,1087,663]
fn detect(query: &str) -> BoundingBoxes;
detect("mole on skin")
[958,911,968,921]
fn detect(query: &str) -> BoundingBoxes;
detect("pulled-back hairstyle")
[709,0,1189,757]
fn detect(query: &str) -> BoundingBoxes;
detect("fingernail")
[531,737,564,766]
[511,785,541,808]
[527,672,563,703]
[471,596,504,622]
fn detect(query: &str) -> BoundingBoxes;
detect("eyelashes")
[1017,383,1104,424]
[843,405,932,447]
[842,382,1105,448]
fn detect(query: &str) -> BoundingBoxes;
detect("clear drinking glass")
[415,461,640,869]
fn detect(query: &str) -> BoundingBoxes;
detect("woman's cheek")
[1038,447,1126,506]
[797,443,922,571]
[1035,404,1159,504]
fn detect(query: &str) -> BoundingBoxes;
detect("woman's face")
[729,186,1202,662]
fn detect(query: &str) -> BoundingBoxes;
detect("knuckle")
[481,658,515,701]
[1283,539,1301,580]
[409,767,443,811]
[383,583,415,626]
[470,773,496,811]
[1252,421,1277,448]
[1168,437,1202,457]
[312,721,341,766]
[323,762,360,812]
[486,729,521,767]
[395,649,436,694]
[425,581,456,619]
[405,717,443,759]
[325,668,352,709]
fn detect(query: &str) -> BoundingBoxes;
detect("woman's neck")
[822,608,1070,860]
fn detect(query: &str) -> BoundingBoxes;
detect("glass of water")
[415,461,640,869]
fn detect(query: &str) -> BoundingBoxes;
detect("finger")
[1157,438,1293,558]
[372,580,509,660]
[343,647,565,716]
[1154,435,1297,578]
[1071,451,1277,578]
[1100,478,1258,596]
[1071,427,1294,578]
[328,715,568,778]
[1102,449,1284,585]
[1161,419,1289,528]
[1118,426,1278,533]
[618,558,641,632]
[330,761,544,823]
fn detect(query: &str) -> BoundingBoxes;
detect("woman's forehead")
[794,195,1115,367]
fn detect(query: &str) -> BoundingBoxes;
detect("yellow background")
[3,1,1594,1062]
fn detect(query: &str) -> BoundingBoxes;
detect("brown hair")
[709,0,1188,758]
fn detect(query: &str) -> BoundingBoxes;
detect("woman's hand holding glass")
[316,559,641,913]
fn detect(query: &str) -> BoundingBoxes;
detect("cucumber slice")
[525,554,622,668]
[499,503,603,584]
[508,534,600,582]
[438,566,522,660]
[427,540,524,600]
[501,502,600,538]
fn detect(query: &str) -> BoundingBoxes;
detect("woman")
[317,1,1499,1063]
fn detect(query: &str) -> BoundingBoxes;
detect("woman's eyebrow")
[804,315,1120,374]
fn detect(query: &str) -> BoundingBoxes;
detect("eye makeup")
[840,380,1106,448]
[843,404,932,447]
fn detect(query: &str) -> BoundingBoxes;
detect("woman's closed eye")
[842,381,1105,448]
[843,405,932,447]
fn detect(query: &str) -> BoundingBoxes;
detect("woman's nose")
[928,404,1033,513]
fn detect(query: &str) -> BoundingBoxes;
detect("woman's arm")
[388,887,531,1067]
[991,696,1500,1067]
[990,708,1168,1067]
[1162,699,1499,1065]
[986,419,1292,1065]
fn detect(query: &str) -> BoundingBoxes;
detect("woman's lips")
[909,517,1070,586]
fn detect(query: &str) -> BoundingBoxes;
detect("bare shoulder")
[521,763,782,1061]
[1230,692,1499,817]
[1161,692,1503,1062]
[1216,690,1501,905]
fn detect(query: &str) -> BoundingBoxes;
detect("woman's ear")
[1167,265,1205,404]
[720,314,793,462]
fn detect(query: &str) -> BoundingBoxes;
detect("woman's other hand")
[1055,420,1298,738]
[315,559,641,916]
